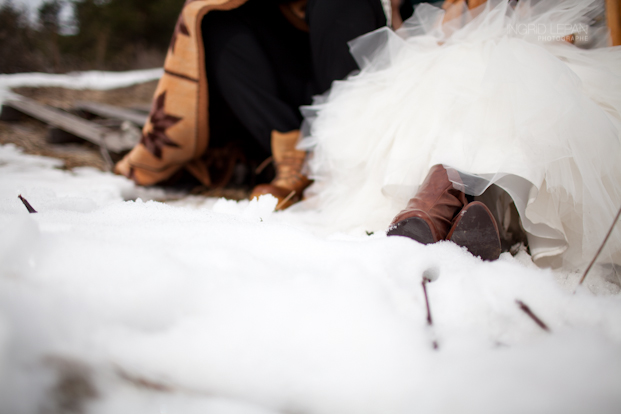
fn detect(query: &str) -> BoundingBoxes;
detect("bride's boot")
[387,165,466,243]
[250,130,311,210]
[446,201,501,261]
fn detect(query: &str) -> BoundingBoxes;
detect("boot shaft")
[390,165,466,241]
[270,130,310,191]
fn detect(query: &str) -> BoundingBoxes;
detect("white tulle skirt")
[297,0,621,270]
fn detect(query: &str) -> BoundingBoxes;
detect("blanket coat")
[115,0,249,186]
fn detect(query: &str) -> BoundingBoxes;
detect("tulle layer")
[298,0,621,270]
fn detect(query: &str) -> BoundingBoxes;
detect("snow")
[0,68,163,105]
[1,143,620,414]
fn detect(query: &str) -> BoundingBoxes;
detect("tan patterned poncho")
[115,0,248,186]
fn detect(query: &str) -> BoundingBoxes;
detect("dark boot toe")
[387,216,437,245]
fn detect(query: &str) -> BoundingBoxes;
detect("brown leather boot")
[387,165,466,244]
[250,130,311,210]
[446,201,501,261]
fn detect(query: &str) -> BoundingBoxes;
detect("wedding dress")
[298,0,621,270]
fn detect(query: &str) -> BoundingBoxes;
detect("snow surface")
[1,143,621,414]
[0,68,163,106]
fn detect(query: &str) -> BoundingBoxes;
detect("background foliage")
[0,0,184,73]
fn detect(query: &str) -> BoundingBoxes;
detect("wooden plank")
[75,101,148,127]
[129,103,152,113]
[607,0,621,46]
[4,95,138,153]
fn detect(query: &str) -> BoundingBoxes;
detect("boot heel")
[447,201,501,261]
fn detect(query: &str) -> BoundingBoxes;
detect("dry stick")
[276,190,296,210]
[422,278,433,325]
[116,367,283,413]
[575,205,621,292]
[116,368,174,393]
[516,300,550,332]
[255,156,273,174]
[422,277,439,350]
[18,195,37,213]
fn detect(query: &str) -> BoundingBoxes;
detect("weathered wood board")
[1,95,138,153]
[75,101,148,127]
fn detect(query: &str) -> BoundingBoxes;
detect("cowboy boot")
[250,130,311,210]
[387,165,467,244]
[446,201,501,261]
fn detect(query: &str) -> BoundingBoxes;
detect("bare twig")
[255,156,273,174]
[116,369,174,392]
[115,367,287,413]
[276,190,296,210]
[422,278,433,326]
[422,276,439,350]
[18,195,37,213]
[516,300,550,332]
[575,205,621,292]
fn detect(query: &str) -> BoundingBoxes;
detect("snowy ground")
[0,68,163,106]
[1,144,621,414]
[1,70,621,413]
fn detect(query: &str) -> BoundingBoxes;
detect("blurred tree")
[39,0,62,33]
[71,0,184,70]
[0,0,185,73]
[38,0,63,71]
[0,1,45,73]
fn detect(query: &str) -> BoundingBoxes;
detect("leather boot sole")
[387,216,436,245]
[447,201,501,261]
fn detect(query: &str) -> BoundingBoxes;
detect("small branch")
[255,156,273,174]
[116,369,174,393]
[575,204,621,292]
[276,190,296,210]
[18,195,37,213]
[115,367,278,412]
[516,300,550,332]
[422,278,433,326]
[422,277,439,350]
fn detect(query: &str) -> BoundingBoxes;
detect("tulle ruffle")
[297,0,621,270]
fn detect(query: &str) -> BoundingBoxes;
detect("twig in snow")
[18,195,37,213]
[116,367,287,413]
[516,300,550,332]
[422,276,439,350]
[422,278,433,326]
[117,369,174,392]
[575,204,621,292]
[276,190,296,210]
